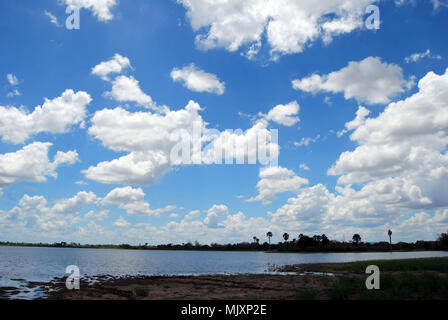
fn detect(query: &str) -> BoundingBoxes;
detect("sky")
[0,0,448,245]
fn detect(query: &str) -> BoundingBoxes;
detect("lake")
[1,246,448,299]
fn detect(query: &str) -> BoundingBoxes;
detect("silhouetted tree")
[388,229,393,249]
[321,234,330,246]
[283,233,289,243]
[352,234,361,245]
[438,231,448,249]
[267,232,273,245]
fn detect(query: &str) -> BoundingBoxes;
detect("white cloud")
[404,49,442,63]
[261,101,300,127]
[51,191,98,215]
[44,10,60,27]
[203,205,229,228]
[247,166,309,204]
[102,186,176,217]
[0,89,92,144]
[114,216,130,228]
[7,89,21,98]
[328,68,448,209]
[292,57,415,105]
[299,163,310,171]
[91,54,132,80]
[171,64,225,95]
[294,134,320,147]
[105,75,166,112]
[184,210,201,220]
[0,142,79,190]
[337,106,371,137]
[86,100,279,185]
[178,0,374,59]
[63,0,118,22]
[6,74,19,86]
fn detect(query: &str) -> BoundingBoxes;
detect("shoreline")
[1,244,445,254]
[47,257,448,300]
[1,257,447,300]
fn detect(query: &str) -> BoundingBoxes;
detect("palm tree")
[267,232,273,245]
[283,233,289,243]
[352,234,361,245]
[388,229,393,250]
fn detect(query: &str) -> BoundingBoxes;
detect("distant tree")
[253,236,260,245]
[321,234,330,246]
[283,233,289,243]
[352,234,361,245]
[388,229,393,248]
[438,231,448,249]
[267,232,273,245]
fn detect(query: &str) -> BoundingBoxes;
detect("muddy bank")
[46,273,339,300]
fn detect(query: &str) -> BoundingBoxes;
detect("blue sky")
[0,0,448,245]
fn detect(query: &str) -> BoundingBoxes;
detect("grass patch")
[331,257,448,273]
[134,287,149,297]
[296,288,319,300]
[326,272,448,300]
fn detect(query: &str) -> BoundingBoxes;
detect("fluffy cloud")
[113,216,130,228]
[337,106,371,137]
[261,101,300,127]
[247,166,309,204]
[102,186,176,217]
[104,75,165,112]
[91,54,132,80]
[203,205,229,228]
[328,68,448,209]
[171,64,225,95]
[292,57,415,105]
[86,100,279,185]
[63,0,118,22]
[0,142,79,190]
[0,89,92,144]
[178,0,374,59]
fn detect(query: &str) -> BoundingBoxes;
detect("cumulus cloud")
[247,166,309,204]
[337,106,371,137]
[0,142,79,190]
[91,54,132,80]
[178,0,374,59]
[86,100,279,185]
[203,205,229,228]
[328,68,448,209]
[113,216,130,228]
[102,186,176,217]
[171,64,225,95]
[62,0,118,22]
[292,57,415,105]
[261,101,300,127]
[0,89,92,144]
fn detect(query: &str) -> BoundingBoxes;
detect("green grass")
[134,287,149,297]
[325,272,448,300]
[331,257,448,273]
[296,288,319,300]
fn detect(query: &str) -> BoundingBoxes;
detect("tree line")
[1,230,447,252]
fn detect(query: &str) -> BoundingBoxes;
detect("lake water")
[1,246,448,299]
